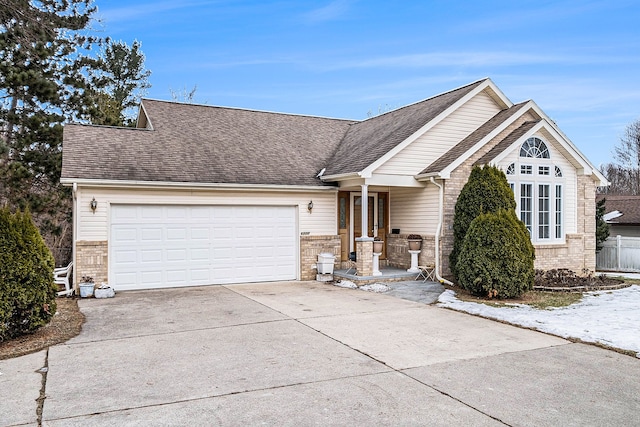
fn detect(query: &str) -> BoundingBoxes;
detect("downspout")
[430,177,453,285]
[72,183,78,291]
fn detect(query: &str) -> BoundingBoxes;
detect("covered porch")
[328,175,444,281]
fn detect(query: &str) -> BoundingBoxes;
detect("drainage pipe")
[430,177,453,285]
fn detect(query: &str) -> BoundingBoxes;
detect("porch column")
[355,184,374,276]
[360,184,369,238]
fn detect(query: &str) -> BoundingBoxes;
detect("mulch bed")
[534,269,628,292]
[0,297,84,360]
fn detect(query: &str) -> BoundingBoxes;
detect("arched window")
[507,137,564,243]
[520,137,550,159]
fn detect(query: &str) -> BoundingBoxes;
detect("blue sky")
[94,0,640,166]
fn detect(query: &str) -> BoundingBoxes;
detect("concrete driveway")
[2,281,639,426]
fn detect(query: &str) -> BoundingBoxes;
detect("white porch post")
[361,184,369,238]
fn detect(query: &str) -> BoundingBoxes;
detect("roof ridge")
[358,78,489,123]
[141,98,356,123]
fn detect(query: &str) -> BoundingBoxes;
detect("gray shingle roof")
[474,118,540,166]
[62,100,354,186]
[61,79,509,186]
[323,79,487,176]
[596,195,640,225]
[420,102,529,175]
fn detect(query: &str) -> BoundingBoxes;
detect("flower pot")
[373,240,384,253]
[408,239,422,251]
[79,283,94,298]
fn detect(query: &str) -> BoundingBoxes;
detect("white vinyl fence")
[597,235,640,272]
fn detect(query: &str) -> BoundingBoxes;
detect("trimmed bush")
[456,209,535,299]
[0,207,57,341]
[450,166,516,279]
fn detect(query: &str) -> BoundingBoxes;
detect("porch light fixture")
[307,200,313,213]
[90,197,97,213]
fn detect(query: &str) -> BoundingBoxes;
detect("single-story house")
[597,195,640,237]
[61,78,608,291]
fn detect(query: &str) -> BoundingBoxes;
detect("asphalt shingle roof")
[324,79,486,176]
[62,79,513,186]
[62,100,354,186]
[596,195,640,225]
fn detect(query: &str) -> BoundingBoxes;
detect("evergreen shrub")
[456,209,535,298]
[450,166,516,279]
[0,207,57,341]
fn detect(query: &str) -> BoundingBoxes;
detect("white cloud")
[302,0,352,23]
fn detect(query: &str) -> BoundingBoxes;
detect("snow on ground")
[360,283,391,293]
[437,285,640,358]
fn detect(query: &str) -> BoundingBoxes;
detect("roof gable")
[419,102,529,177]
[323,79,491,177]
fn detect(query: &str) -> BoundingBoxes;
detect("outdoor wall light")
[90,197,97,213]
[307,200,313,213]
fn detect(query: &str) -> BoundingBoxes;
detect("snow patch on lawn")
[438,285,640,358]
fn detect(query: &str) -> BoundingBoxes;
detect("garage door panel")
[110,205,297,290]
[141,206,163,220]
[141,228,163,242]
[141,249,162,263]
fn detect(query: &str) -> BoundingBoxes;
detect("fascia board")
[60,178,338,192]
[362,79,505,177]
[438,100,536,178]
[365,174,425,188]
[320,172,361,182]
[137,100,153,130]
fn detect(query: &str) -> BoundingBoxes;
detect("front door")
[349,192,387,259]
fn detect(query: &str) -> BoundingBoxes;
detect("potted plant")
[373,236,384,253]
[79,276,95,298]
[407,234,423,251]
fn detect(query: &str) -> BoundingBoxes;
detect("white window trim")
[508,140,566,244]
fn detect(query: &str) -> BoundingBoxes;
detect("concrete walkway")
[2,281,639,426]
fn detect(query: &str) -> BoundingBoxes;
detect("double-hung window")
[506,137,564,243]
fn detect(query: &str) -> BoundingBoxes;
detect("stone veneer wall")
[300,235,341,280]
[75,240,108,288]
[439,115,599,277]
[386,234,436,269]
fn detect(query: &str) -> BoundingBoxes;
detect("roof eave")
[60,178,339,192]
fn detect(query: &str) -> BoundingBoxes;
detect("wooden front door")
[338,192,389,261]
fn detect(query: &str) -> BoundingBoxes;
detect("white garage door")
[110,205,297,290]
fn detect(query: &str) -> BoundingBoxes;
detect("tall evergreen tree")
[450,165,517,279]
[0,0,100,263]
[88,40,151,126]
[595,198,610,252]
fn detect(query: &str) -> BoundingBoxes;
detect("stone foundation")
[300,235,341,280]
[75,240,108,289]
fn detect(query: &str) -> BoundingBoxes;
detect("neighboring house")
[597,195,640,237]
[61,78,608,291]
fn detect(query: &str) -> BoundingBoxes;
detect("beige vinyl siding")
[76,187,337,241]
[376,90,501,175]
[389,186,439,235]
[498,132,578,234]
